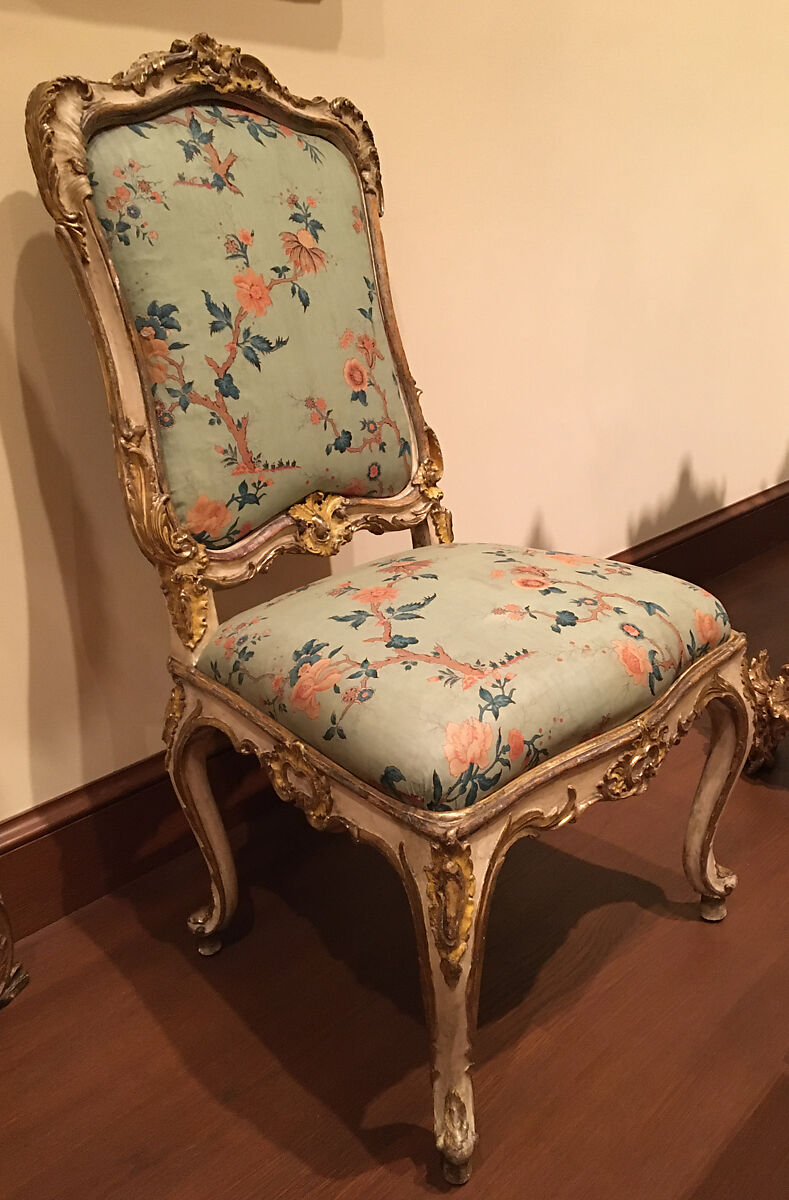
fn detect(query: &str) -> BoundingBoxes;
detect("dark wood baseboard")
[2,479,787,941]
[615,478,789,583]
[0,748,267,940]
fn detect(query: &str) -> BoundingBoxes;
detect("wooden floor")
[1,541,788,1200]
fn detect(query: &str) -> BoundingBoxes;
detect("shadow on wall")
[0,190,170,802]
[4,2,363,54]
[1,188,329,808]
[625,459,726,549]
[777,442,789,485]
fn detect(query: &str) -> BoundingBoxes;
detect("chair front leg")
[167,699,238,956]
[683,684,751,922]
[399,827,500,1185]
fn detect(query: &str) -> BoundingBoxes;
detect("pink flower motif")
[613,640,650,686]
[112,166,125,178]
[548,552,595,566]
[378,559,432,577]
[186,495,232,538]
[443,719,494,778]
[238,229,253,245]
[306,196,317,208]
[291,659,345,720]
[280,229,327,274]
[354,583,399,606]
[344,358,368,391]
[351,204,364,233]
[695,610,722,647]
[512,576,549,590]
[137,324,170,384]
[233,267,272,317]
[339,329,355,349]
[357,333,383,370]
[491,569,505,579]
[494,604,525,621]
[508,729,525,759]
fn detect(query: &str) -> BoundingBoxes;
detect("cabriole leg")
[399,828,500,1184]
[168,710,238,956]
[683,690,750,922]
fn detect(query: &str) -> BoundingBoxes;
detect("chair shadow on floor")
[73,762,698,1188]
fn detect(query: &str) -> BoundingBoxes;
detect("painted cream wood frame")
[26,32,775,1184]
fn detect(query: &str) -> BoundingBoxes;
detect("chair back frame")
[26,32,452,660]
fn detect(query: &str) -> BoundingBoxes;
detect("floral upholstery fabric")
[197,543,731,811]
[87,105,413,548]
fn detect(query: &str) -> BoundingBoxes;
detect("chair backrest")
[26,33,452,657]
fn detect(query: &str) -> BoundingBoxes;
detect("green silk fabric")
[197,543,731,811]
[87,104,413,548]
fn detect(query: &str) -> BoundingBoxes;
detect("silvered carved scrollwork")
[743,650,789,773]
[424,842,475,986]
[119,422,209,649]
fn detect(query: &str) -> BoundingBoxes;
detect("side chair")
[26,34,786,1184]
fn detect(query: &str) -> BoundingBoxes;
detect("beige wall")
[2,1,787,821]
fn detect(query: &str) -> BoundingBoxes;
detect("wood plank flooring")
[1,541,787,1199]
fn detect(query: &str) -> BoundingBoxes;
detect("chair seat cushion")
[197,543,730,811]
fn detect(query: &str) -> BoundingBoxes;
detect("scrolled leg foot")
[168,710,239,955]
[398,831,500,1184]
[188,906,225,956]
[437,1084,477,1185]
[699,893,731,922]
[683,683,749,917]
[442,1156,472,1186]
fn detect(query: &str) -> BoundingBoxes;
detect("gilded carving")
[266,740,333,830]
[598,721,672,800]
[163,681,186,757]
[118,422,209,649]
[743,651,789,773]
[111,34,385,213]
[25,75,93,261]
[415,425,454,545]
[287,492,353,557]
[0,895,29,1010]
[425,843,475,986]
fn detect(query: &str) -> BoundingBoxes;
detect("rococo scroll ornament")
[288,492,353,557]
[415,425,454,544]
[111,33,384,214]
[163,681,186,760]
[743,650,789,773]
[118,422,209,649]
[27,75,94,262]
[425,842,475,985]
[597,721,673,801]
[266,740,333,830]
